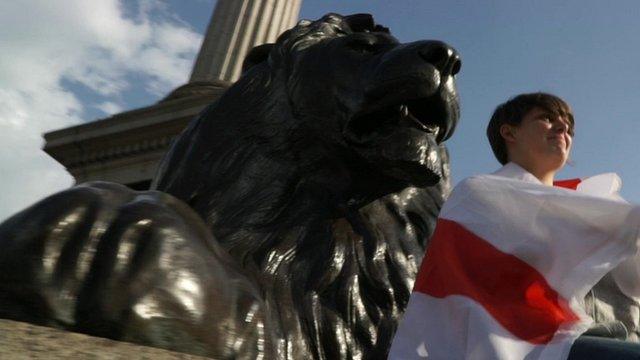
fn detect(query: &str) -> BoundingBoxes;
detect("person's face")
[502,107,573,171]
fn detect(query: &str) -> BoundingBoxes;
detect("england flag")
[389,164,640,359]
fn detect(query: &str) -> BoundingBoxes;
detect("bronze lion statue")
[0,14,460,359]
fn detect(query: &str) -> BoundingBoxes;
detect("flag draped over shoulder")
[389,164,640,360]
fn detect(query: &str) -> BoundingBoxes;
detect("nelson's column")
[43,0,302,189]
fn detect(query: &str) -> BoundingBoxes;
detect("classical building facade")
[43,0,302,190]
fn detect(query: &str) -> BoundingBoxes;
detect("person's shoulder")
[454,173,500,191]
[446,176,492,206]
[442,174,499,214]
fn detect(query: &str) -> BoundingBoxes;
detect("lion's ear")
[242,44,274,73]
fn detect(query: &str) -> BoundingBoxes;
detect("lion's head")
[272,13,459,191]
[155,13,459,208]
[154,13,460,359]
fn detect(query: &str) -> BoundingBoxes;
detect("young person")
[389,93,640,360]
[486,92,574,186]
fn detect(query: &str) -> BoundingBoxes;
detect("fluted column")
[189,0,302,83]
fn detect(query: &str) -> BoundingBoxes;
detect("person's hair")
[486,92,574,165]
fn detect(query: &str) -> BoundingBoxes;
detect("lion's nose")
[418,41,461,76]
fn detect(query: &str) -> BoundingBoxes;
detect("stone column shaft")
[190,0,302,83]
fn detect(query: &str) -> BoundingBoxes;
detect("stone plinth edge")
[0,319,210,359]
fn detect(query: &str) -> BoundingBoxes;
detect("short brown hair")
[486,92,574,165]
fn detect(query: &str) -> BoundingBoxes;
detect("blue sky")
[1,0,639,220]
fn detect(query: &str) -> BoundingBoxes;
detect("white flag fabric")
[389,163,640,360]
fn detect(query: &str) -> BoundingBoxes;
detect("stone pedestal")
[0,319,209,359]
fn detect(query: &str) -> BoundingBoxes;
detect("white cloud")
[96,101,124,115]
[0,0,203,221]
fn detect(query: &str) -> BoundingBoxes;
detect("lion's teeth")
[401,105,409,117]
[408,112,427,130]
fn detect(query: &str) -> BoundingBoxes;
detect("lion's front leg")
[0,182,273,359]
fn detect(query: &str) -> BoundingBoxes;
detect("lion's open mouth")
[345,95,449,145]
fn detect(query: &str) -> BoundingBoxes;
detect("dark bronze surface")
[568,336,640,359]
[0,13,461,359]
[0,182,271,359]
[154,13,459,359]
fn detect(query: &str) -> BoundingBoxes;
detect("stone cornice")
[43,82,228,172]
[161,80,231,103]
[63,134,174,170]
[44,84,227,148]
